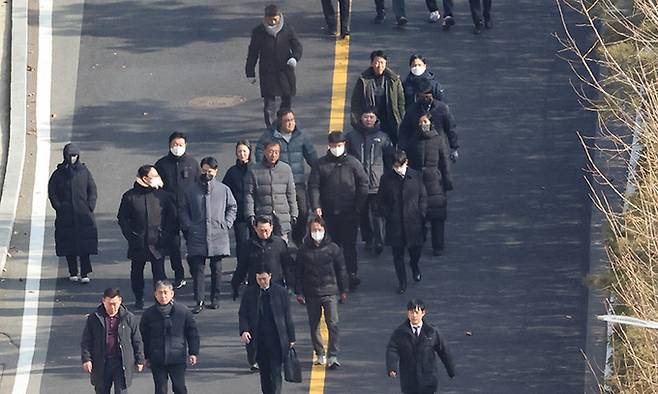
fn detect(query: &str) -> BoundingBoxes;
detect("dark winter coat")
[402,70,446,108]
[179,178,237,257]
[350,67,405,143]
[255,126,318,184]
[377,169,427,248]
[346,121,394,194]
[399,99,458,150]
[81,305,145,388]
[239,284,295,359]
[117,182,177,260]
[231,234,293,290]
[47,144,98,256]
[386,320,456,394]
[400,125,453,221]
[245,18,303,97]
[140,301,200,366]
[308,152,368,215]
[244,160,298,234]
[222,160,251,224]
[295,235,348,297]
[154,152,200,208]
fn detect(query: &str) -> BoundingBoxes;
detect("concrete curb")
[0,0,28,277]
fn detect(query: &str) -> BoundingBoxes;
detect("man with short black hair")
[81,288,144,394]
[141,281,200,394]
[118,165,176,310]
[180,157,237,313]
[245,140,298,241]
[309,131,368,291]
[255,109,317,246]
[155,131,200,289]
[239,265,296,394]
[350,50,405,145]
[386,299,455,394]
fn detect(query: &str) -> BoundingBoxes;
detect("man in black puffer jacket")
[140,281,200,394]
[295,216,348,369]
[155,131,200,289]
[255,109,317,246]
[308,131,368,291]
[346,107,393,255]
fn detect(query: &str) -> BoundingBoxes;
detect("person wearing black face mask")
[48,143,98,283]
[398,79,458,163]
[179,157,238,313]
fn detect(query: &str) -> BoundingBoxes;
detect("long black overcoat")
[377,169,427,248]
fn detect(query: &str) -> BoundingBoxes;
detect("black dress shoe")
[442,15,454,31]
[485,19,493,29]
[412,271,422,282]
[397,16,408,26]
[397,284,407,294]
[325,26,337,36]
[208,302,220,310]
[340,31,350,39]
[192,301,204,314]
[349,274,361,291]
[374,13,385,24]
[373,244,384,256]
[473,23,483,34]
[433,249,443,257]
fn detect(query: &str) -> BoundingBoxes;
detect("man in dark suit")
[386,299,455,394]
[239,265,296,394]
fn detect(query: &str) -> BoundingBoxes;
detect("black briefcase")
[284,347,302,383]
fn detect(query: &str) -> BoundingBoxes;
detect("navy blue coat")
[402,69,446,108]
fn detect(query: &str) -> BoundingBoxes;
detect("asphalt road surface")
[0,0,597,393]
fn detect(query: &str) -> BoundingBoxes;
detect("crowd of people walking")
[43,1,498,392]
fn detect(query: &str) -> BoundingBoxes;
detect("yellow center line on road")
[309,17,351,394]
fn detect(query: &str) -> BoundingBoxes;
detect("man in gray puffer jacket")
[255,109,317,246]
[245,140,299,241]
[180,156,237,314]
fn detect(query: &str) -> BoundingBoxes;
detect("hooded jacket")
[350,67,406,144]
[295,234,349,297]
[81,304,145,388]
[117,180,177,260]
[245,16,303,98]
[255,126,318,184]
[179,178,237,257]
[346,121,394,194]
[47,143,98,256]
[402,69,446,107]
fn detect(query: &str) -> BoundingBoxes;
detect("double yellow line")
[308,22,351,394]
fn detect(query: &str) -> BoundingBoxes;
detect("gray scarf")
[264,15,284,37]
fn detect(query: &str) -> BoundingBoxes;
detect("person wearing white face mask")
[309,131,369,292]
[377,150,427,294]
[118,165,178,309]
[295,216,348,369]
[403,54,446,109]
[155,131,201,289]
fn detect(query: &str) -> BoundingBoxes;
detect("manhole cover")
[188,95,246,109]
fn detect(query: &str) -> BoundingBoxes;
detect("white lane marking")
[11,0,52,392]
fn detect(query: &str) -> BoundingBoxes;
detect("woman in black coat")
[400,113,453,256]
[245,4,303,129]
[377,150,427,294]
[47,143,98,283]
[402,54,446,108]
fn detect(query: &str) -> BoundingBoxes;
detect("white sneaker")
[327,356,340,369]
[69,275,79,282]
[80,276,90,284]
[429,10,441,23]
[314,354,327,365]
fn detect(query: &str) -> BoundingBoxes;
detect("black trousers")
[359,194,384,247]
[66,255,92,276]
[427,219,445,252]
[374,0,438,16]
[94,357,127,394]
[324,214,359,275]
[291,183,309,247]
[264,96,292,129]
[469,0,491,25]
[168,233,185,283]
[234,221,251,279]
[320,0,351,34]
[442,0,453,16]
[151,363,187,394]
[256,341,283,394]
[131,256,167,302]
[392,246,421,285]
[188,255,222,303]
